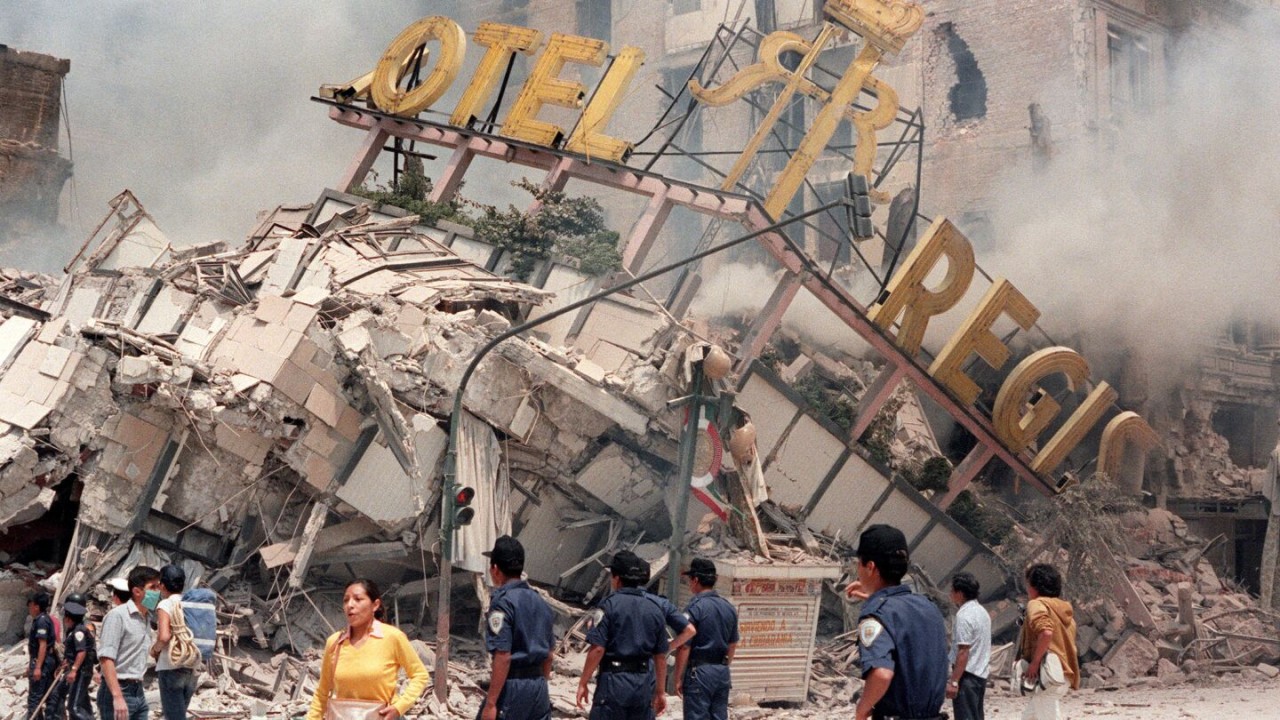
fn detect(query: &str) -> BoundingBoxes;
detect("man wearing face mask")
[97,566,160,720]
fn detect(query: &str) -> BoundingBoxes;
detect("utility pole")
[666,362,705,596]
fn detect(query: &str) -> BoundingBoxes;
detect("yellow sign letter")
[450,22,543,127]
[992,347,1089,452]
[929,279,1039,407]
[501,33,608,147]
[371,16,467,117]
[869,217,975,356]
[565,46,646,162]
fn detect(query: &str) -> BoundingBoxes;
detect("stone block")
[1102,630,1159,680]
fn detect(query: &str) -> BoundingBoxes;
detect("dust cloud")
[0,3,445,262]
[983,11,1280,382]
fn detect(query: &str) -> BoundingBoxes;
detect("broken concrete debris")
[0,189,1276,719]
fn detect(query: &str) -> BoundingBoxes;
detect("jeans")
[952,672,986,720]
[682,665,730,720]
[158,669,199,720]
[97,680,149,720]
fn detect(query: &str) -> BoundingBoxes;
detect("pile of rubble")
[1070,508,1280,688]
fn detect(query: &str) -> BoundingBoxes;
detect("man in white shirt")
[98,566,160,720]
[947,572,991,720]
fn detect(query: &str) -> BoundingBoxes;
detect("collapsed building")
[3,0,1280,715]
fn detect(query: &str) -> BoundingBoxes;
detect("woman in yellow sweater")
[307,580,429,720]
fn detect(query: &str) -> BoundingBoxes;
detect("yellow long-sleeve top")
[306,620,429,720]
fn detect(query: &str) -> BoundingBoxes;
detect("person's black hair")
[347,579,386,620]
[951,572,980,601]
[128,565,160,591]
[29,591,51,612]
[877,555,909,585]
[494,556,524,578]
[159,564,186,593]
[1026,563,1063,598]
[112,586,132,604]
[692,574,717,589]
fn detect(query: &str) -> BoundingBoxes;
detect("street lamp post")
[433,198,852,703]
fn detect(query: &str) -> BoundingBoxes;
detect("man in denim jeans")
[98,566,160,720]
[150,565,198,720]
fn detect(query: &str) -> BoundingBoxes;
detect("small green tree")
[351,155,471,227]
[471,179,622,280]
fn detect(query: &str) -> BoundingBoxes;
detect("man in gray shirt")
[946,572,991,720]
[97,566,160,720]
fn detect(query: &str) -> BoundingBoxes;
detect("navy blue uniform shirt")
[586,587,669,658]
[486,579,555,668]
[28,612,56,667]
[63,620,96,667]
[684,590,738,658]
[857,585,947,719]
[645,591,691,634]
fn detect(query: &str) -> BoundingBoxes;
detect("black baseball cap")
[682,558,717,582]
[483,535,525,572]
[609,550,649,582]
[856,524,910,564]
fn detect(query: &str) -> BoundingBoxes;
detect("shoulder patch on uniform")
[858,618,884,647]
[488,611,506,635]
[682,612,692,622]
[590,608,604,626]
[74,631,84,642]
[35,628,47,636]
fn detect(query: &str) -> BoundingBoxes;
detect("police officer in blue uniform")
[577,551,669,720]
[27,590,58,720]
[60,593,97,720]
[845,524,948,720]
[638,563,697,650]
[480,535,555,720]
[674,558,738,720]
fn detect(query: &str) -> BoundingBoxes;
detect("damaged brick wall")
[0,46,72,231]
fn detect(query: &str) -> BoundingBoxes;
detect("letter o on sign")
[371,16,466,116]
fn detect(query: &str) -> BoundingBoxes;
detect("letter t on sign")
[450,23,544,127]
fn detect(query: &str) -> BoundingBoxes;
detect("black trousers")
[952,671,986,720]
[27,661,57,720]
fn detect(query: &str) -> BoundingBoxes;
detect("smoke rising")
[0,3,442,267]
[982,10,1280,385]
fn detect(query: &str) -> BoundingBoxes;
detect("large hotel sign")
[324,0,1158,493]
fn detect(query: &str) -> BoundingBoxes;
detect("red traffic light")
[455,486,475,505]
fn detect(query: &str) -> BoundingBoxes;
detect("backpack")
[181,588,218,662]
[166,599,203,669]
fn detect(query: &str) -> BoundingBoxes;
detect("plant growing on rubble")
[351,156,472,227]
[1001,475,1142,601]
[947,489,1014,546]
[793,374,857,434]
[471,179,622,280]
[902,456,953,493]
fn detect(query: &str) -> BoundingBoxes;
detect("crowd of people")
[24,525,1079,720]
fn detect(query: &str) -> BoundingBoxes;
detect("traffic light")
[846,173,875,240]
[453,485,476,527]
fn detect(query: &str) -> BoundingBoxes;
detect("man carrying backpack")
[148,566,198,720]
